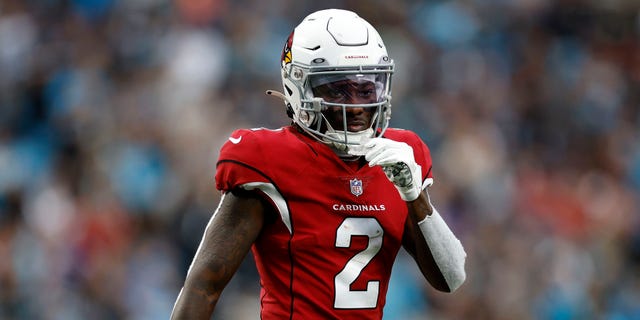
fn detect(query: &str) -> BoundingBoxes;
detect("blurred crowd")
[1,0,639,319]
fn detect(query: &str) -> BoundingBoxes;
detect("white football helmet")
[268,9,394,155]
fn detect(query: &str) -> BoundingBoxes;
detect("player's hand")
[363,138,422,202]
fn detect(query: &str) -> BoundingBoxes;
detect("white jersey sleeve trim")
[422,177,434,190]
[241,182,292,234]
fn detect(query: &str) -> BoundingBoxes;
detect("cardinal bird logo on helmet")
[281,31,294,67]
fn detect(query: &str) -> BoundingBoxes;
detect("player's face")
[312,79,378,132]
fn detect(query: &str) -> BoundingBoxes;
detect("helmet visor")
[309,73,387,104]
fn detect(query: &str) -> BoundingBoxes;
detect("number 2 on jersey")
[334,217,383,309]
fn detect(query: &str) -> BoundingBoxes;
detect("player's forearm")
[171,251,241,319]
[171,281,219,320]
[406,192,467,292]
[172,191,265,319]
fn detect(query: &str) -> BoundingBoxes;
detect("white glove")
[362,138,422,201]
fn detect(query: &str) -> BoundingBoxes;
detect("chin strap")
[324,128,373,155]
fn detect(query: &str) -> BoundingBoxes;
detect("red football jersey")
[215,126,433,320]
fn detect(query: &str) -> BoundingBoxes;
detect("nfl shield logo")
[350,178,363,197]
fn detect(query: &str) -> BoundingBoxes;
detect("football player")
[171,8,466,320]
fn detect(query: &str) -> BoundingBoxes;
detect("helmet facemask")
[297,66,393,155]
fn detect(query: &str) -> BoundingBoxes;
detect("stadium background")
[1,0,639,319]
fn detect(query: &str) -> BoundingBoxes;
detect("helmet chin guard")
[271,9,394,154]
[325,128,373,157]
